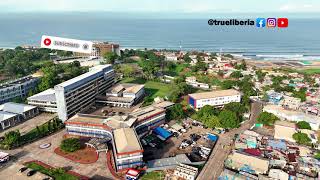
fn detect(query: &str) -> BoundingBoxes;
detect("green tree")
[36,126,41,136]
[166,104,185,121]
[60,138,81,153]
[48,120,52,132]
[293,88,307,102]
[293,132,311,145]
[224,102,247,121]
[256,69,267,82]
[103,52,118,64]
[183,54,192,63]
[230,71,243,79]
[119,64,135,77]
[257,112,279,126]
[315,151,320,160]
[3,130,21,148]
[203,115,221,128]
[218,110,239,129]
[296,121,311,130]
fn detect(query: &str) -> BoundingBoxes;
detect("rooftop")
[131,105,165,122]
[0,111,18,122]
[123,84,144,94]
[55,64,112,91]
[226,152,269,174]
[188,89,240,100]
[113,128,142,154]
[66,114,106,127]
[0,102,37,115]
[27,88,56,102]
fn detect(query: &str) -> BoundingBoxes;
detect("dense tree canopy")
[60,138,81,153]
[103,52,119,64]
[166,104,186,121]
[257,112,279,126]
[296,121,312,130]
[293,132,311,145]
[218,110,239,128]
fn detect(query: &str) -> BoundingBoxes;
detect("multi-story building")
[0,102,38,131]
[27,88,57,112]
[65,114,113,139]
[173,164,199,180]
[55,65,115,121]
[188,89,241,109]
[74,42,120,57]
[96,84,145,108]
[112,128,144,171]
[280,95,301,110]
[132,105,166,136]
[0,76,39,104]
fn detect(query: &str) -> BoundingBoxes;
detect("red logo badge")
[43,38,51,46]
[277,18,288,28]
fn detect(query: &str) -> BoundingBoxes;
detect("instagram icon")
[267,18,277,28]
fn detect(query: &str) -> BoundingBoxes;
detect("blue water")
[0,13,320,60]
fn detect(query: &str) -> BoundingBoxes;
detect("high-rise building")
[55,65,115,121]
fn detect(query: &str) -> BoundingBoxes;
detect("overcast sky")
[1,0,320,13]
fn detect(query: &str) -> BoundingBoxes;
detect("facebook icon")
[256,18,266,28]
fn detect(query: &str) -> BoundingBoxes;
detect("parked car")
[27,170,37,176]
[19,167,28,173]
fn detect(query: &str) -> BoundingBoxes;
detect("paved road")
[196,101,263,180]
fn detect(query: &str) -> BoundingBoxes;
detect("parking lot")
[142,121,217,162]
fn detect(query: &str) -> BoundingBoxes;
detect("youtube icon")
[277,18,288,28]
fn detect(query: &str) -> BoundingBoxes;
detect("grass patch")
[140,171,165,180]
[26,162,79,180]
[299,68,320,75]
[121,78,172,99]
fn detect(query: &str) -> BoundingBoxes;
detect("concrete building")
[74,42,120,57]
[188,89,241,109]
[274,121,297,142]
[27,88,57,112]
[96,84,145,108]
[280,95,301,110]
[0,102,38,131]
[0,76,39,104]
[264,105,320,130]
[55,65,115,121]
[225,152,269,175]
[0,111,19,131]
[112,128,143,171]
[131,105,166,136]
[65,114,113,139]
[185,76,210,90]
[173,164,198,180]
[0,102,39,119]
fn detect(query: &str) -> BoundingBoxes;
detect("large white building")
[188,89,241,109]
[27,88,57,113]
[112,128,144,171]
[55,65,115,121]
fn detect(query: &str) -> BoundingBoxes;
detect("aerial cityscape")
[0,0,320,180]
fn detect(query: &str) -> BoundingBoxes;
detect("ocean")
[0,13,320,60]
